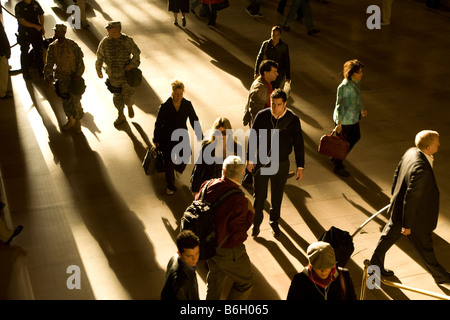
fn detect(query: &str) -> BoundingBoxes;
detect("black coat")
[286,268,357,300]
[389,147,440,232]
[153,97,202,160]
[190,140,242,193]
[161,255,199,300]
[255,39,290,83]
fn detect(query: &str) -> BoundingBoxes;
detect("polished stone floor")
[1,0,450,301]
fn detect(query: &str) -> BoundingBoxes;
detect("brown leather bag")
[318,128,350,160]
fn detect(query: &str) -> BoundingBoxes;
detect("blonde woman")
[153,80,203,195]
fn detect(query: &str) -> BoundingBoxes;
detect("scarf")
[307,264,337,288]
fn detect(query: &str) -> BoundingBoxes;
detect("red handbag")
[318,128,350,160]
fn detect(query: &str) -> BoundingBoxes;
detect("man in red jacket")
[196,156,255,299]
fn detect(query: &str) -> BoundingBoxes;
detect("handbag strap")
[338,267,347,298]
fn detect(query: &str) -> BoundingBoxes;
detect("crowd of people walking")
[1,0,449,301]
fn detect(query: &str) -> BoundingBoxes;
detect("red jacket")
[196,177,254,249]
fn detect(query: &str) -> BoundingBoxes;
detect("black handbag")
[142,147,165,175]
[216,0,230,11]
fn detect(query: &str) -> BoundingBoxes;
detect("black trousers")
[371,217,450,282]
[253,160,290,228]
[332,122,360,169]
[18,29,44,75]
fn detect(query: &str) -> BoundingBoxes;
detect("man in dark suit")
[371,130,450,284]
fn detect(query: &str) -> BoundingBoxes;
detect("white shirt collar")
[420,150,434,168]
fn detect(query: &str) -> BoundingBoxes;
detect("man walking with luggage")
[197,156,255,300]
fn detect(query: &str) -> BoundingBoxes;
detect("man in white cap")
[287,241,356,300]
[44,23,85,134]
[95,21,141,127]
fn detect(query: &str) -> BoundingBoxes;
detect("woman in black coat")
[190,117,242,196]
[153,80,203,195]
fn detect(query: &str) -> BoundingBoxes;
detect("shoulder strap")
[338,267,347,298]
[199,180,243,207]
[199,180,214,202]
[212,187,243,209]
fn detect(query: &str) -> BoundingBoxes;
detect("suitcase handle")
[351,204,390,238]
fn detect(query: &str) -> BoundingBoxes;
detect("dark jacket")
[15,0,44,34]
[161,255,199,300]
[248,108,305,169]
[389,147,440,232]
[196,177,254,249]
[287,268,357,300]
[153,97,202,160]
[190,140,243,193]
[255,39,290,82]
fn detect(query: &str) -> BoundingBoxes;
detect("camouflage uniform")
[44,37,85,121]
[95,32,141,120]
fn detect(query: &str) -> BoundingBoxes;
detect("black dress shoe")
[333,167,350,177]
[4,225,24,245]
[307,28,320,35]
[435,273,450,284]
[380,268,395,276]
[251,225,260,237]
[370,259,394,276]
[271,224,281,238]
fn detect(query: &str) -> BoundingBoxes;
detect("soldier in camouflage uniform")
[95,21,141,127]
[44,23,85,134]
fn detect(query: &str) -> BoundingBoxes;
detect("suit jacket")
[389,147,440,232]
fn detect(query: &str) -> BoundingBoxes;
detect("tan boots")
[62,116,82,134]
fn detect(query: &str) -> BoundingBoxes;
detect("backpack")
[180,180,243,260]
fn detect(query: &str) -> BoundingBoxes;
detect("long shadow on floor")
[63,134,166,299]
[25,79,166,299]
[182,28,255,90]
